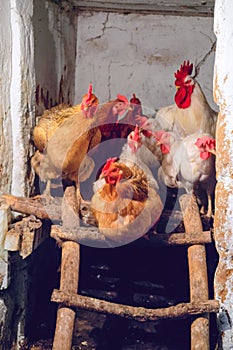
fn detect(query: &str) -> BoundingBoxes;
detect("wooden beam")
[180,194,210,350]
[51,289,219,322]
[64,0,215,17]
[51,225,213,247]
[1,193,61,221]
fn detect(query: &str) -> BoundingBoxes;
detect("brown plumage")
[91,158,163,244]
[45,112,101,186]
[33,84,99,152]
[31,84,99,197]
[96,94,139,141]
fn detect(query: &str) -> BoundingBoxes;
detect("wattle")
[174,85,193,109]
[161,144,170,154]
[200,151,210,160]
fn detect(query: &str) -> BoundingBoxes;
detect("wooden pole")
[180,194,210,350]
[51,289,219,322]
[52,186,81,350]
[52,241,80,350]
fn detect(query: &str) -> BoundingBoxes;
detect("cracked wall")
[75,11,217,112]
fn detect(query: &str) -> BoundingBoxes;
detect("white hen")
[156,130,216,217]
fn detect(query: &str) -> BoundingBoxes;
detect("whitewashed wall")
[214,1,233,348]
[33,0,77,116]
[10,0,35,197]
[0,1,13,194]
[75,11,217,113]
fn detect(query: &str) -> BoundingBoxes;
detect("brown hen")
[31,84,99,197]
[33,84,99,152]
[91,157,163,245]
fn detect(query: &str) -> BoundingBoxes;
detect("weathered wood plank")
[51,224,213,247]
[1,193,61,221]
[67,0,215,17]
[51,289,219,321]
[52,187,81,350]
[4,216,49,259]
[20,216,44,259]
[0,204,11,289]
[180,194,210,350]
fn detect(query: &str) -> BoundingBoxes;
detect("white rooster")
[137,60,218,139]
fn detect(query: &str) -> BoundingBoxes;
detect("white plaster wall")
[0,1,13,194]
[10,0,35,197]
[214,0,233,348]
[75,11,217,113]
[33,0,77,115]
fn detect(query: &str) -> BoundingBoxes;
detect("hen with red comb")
[32,84,100,197]
[91,125,163,244]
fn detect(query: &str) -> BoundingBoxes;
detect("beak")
[209,149,216,156]
[156,140,161,146]
[127,105,133,111]
[99,172,105,179]
[176,86,180,89]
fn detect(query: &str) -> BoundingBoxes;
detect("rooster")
[156,130,216,217]
[33,84,99,152]
[137,60,218,138]
[91,127,163,244]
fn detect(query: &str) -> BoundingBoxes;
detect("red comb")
[153,130,167,141]
[130,93,141,105]
[174,60,193,86]
[132,124,140,142]
[117,94,129,104]
[85,84,93,103]
[195,136,216,149]
[101,157,117,173]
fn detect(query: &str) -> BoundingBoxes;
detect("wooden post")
[180,194,209,350]
[52,186,81,350]
[52,241,80,350]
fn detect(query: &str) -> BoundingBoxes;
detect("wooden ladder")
[51,192,219,350]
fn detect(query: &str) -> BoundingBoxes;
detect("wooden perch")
[180,193,211,350]
[51,225,213,248]
[1,193,62,221]
[51,289,219,322]
[52,187,81,350]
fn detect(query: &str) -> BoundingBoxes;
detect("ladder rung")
[51,289,219,322]
[51,225,213,247]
